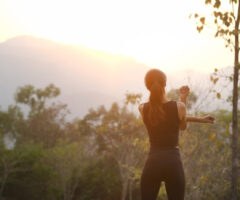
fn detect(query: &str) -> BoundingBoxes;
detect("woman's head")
[144,69,167,126]
[145,69,166,91]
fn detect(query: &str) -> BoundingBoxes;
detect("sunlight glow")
[0,0,234,72]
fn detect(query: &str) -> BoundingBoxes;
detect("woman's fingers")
[206,115,215,120]
[181,86,190,92]
[179,86,190,99]
[180,86,189,91]
[204,115,215,123]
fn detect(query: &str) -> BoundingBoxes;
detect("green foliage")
[179,113,233,199]
[125,92,142,105]
[191,0,237,51]
[10,84,68,147]
[76,155,121,200]
[45,139,88,200]
[15,83,60,116]
[0,105,23,136]
[0,142,55,200]
[1,84,240,200]
[80,96,147,200]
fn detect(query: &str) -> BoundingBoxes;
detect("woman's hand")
[179,85,190,100]
[201,115,215,123]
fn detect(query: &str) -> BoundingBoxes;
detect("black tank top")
[143,100,180,151]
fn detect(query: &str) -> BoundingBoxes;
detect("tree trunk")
[232,63,239,200]
[231,2,240,199]
[0,173,8,199]
[129,179,132,200]
[121,180,128,200]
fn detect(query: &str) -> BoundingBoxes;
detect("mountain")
[0,36,232,119]
[0,36,149,118]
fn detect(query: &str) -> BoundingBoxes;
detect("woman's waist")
[148,145,180,156]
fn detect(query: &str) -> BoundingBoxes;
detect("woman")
[138,69,215,200]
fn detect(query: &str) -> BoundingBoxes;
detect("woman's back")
[143,100,180,151]
[141,100,185,200]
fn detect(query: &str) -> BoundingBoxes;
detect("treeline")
[0,84,239,200]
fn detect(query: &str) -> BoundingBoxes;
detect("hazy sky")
[0,0,234,73]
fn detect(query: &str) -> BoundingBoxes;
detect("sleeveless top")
[143,100,180,151]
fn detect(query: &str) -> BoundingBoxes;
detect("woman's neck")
[162,96,168,103]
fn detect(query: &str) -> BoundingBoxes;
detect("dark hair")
[144,69,167,126]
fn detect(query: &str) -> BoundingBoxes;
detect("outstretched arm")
[187,115,215,124]
[179,86,215,124]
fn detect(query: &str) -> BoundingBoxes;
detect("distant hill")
[0,36,150,118]
[0,36,232,118]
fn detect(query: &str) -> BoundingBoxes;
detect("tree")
[46,139,87,200]
[0,142,54,200]
[75,154,122,200]
[14,84,68,147]
[0,105,23,137]
[191,1,240,198]
[180,111,232,199]
[15,84,60,117]
[81,94,146,200]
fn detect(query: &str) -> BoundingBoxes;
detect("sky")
[0,0,234,73]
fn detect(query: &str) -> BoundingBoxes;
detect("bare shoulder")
[138,103,144,112]
[176,101,186,110]
[138,103,145,118]
[176,101,186,120]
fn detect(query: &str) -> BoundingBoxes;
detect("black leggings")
[140,149,185,200]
